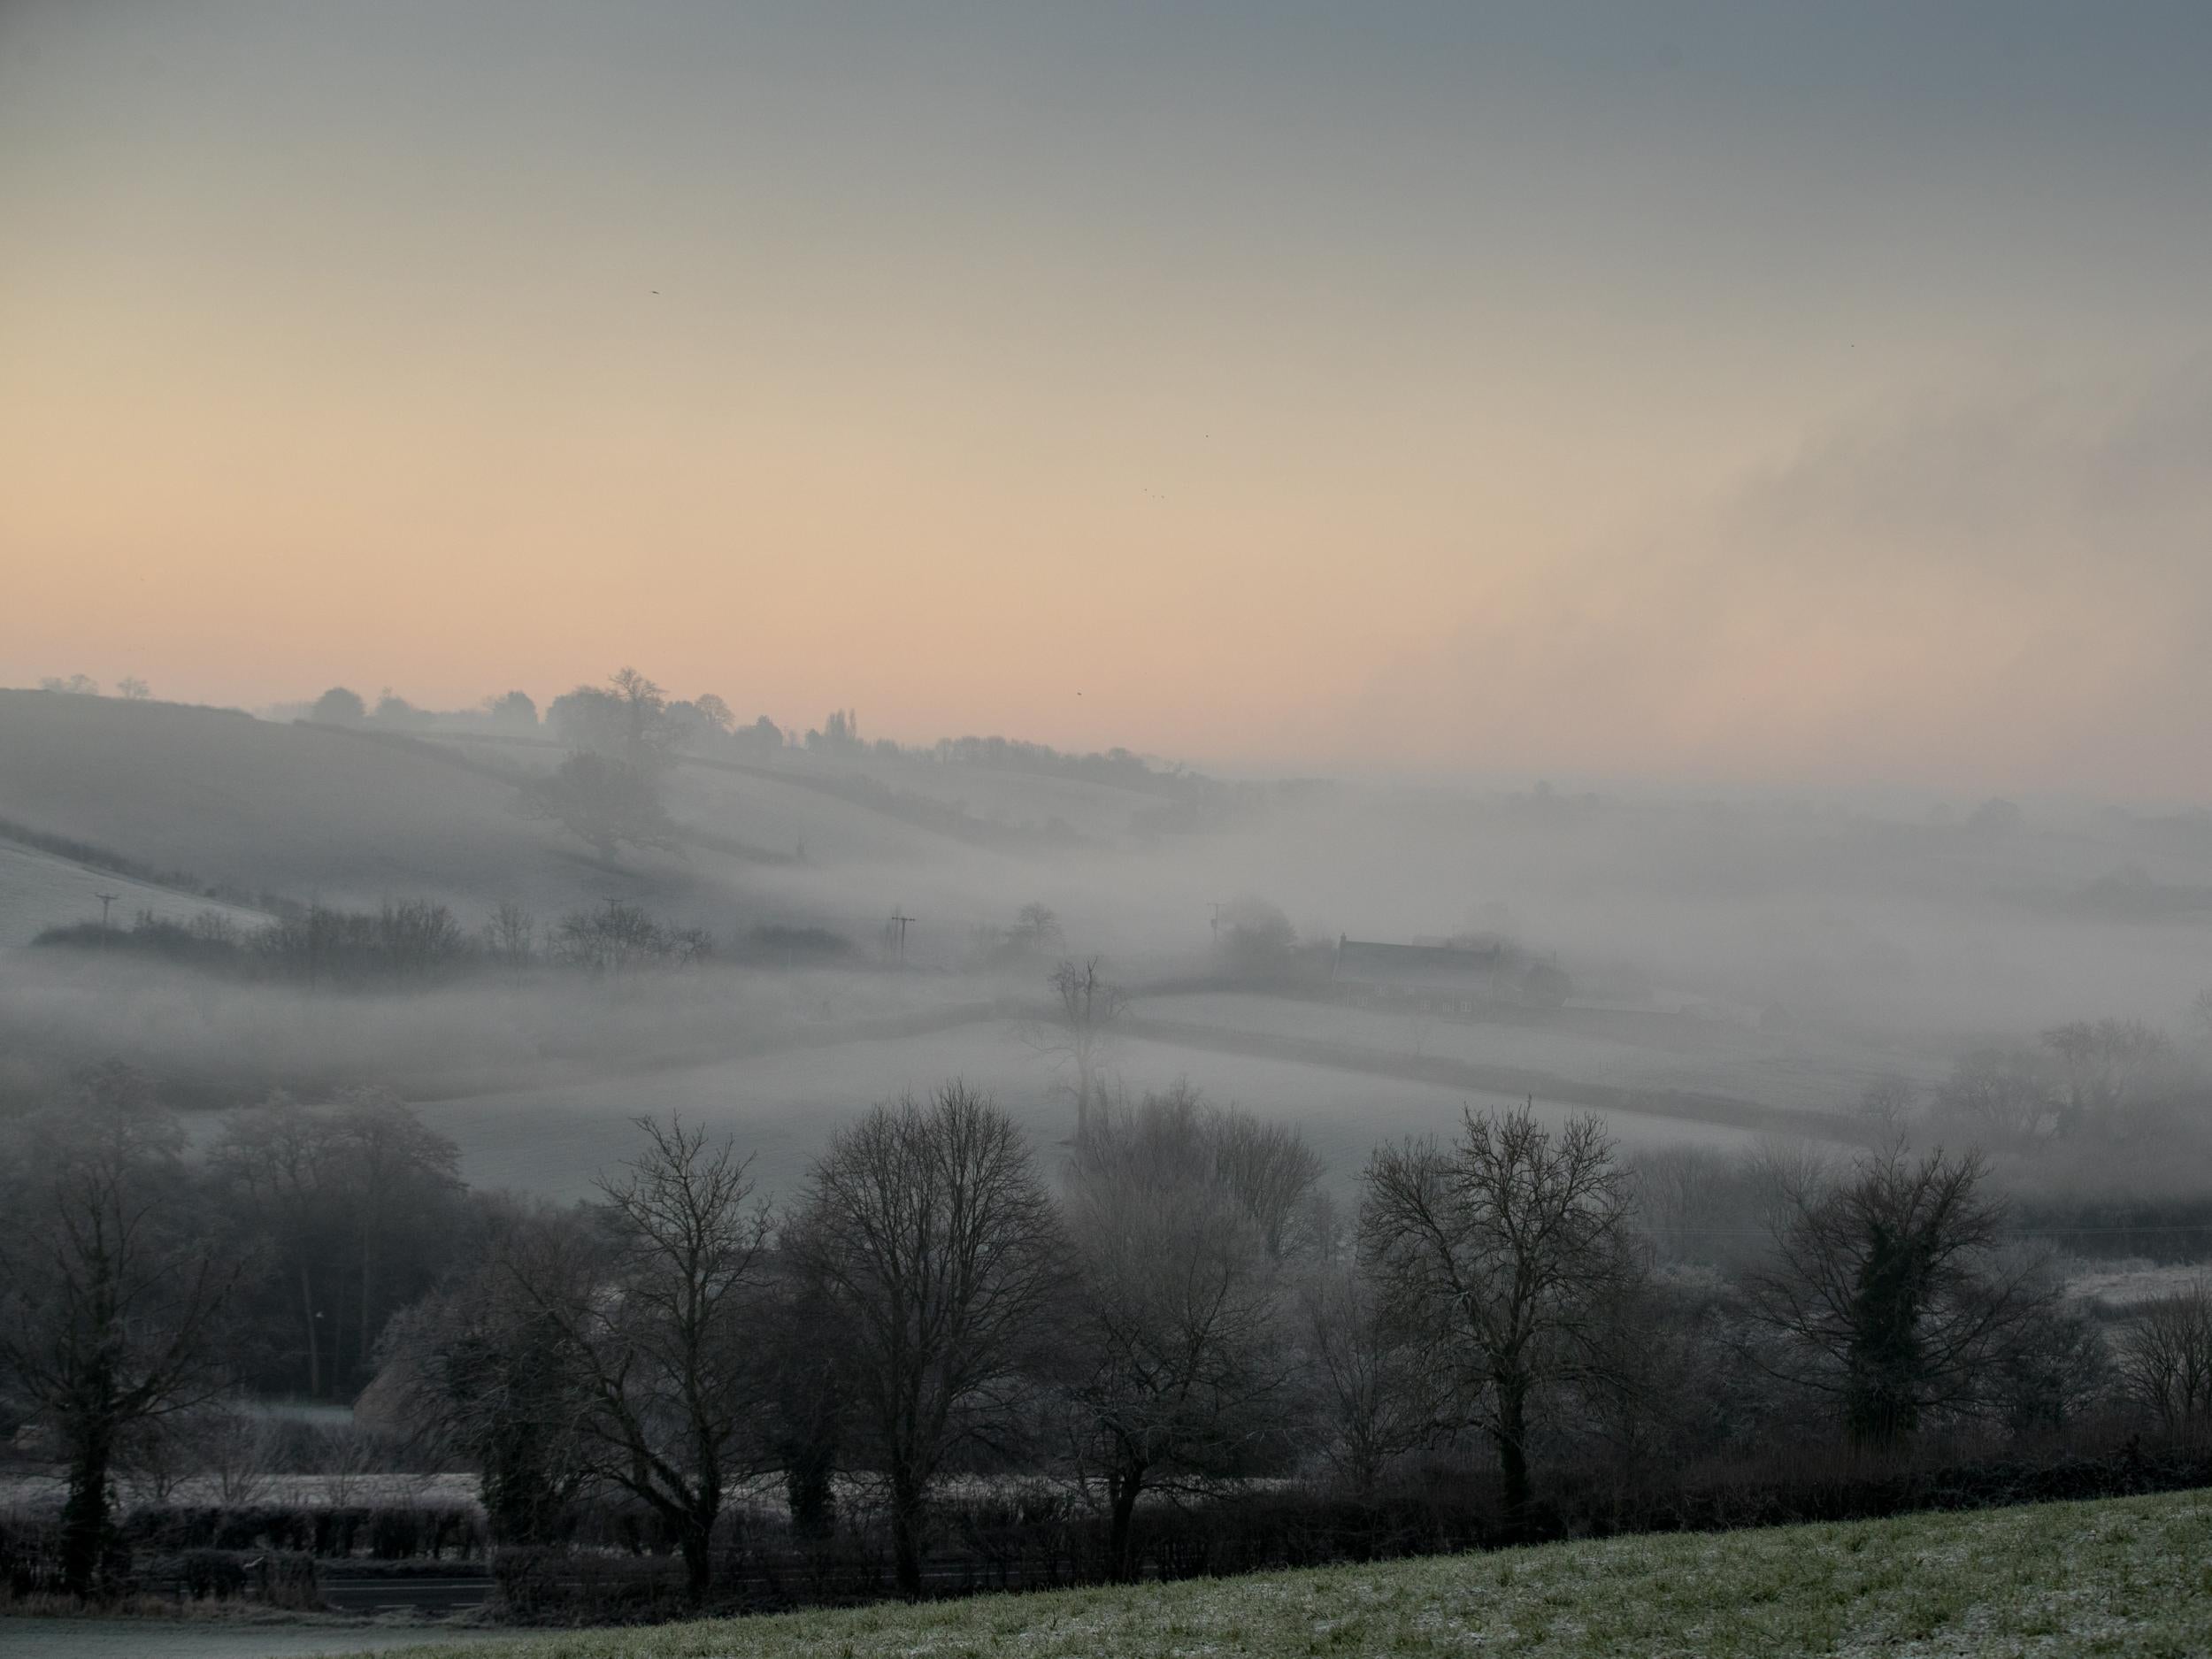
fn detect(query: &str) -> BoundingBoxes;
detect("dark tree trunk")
[785,1438,837,1541]
[889,1467,926,1599]
[300,1262,321,1398]
[1846,1229,1928,1448]
[1107,1463,1148,1582]
[1495,1373,1532,1531]
[60,1421,116,1599]
[678,1513,713,1601]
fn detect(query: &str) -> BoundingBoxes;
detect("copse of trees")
[34,896,717,986]
[211,1088,466,1399]
[311,687,365,726]
[1930,1018,2188,1150]
[13,1052,2212,1614]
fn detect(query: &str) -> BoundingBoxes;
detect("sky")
[4,1,2210,796]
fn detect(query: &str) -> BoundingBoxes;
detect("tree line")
[5,1067,2211,1605]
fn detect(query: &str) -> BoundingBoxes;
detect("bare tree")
[116,676,150,701]
[1027,957,1129,1133]
[792,1083,1062,1598]
[0,1097,238,1595]
[1935,1048,2058,1147]
[1360,1104,1640,1523]
[329,1089,463,1388]
[212,1094,340,1396]
[1059,1088,1302,1577]
[216,1090,462,1398]
[1746,1144,2057,1447]
[513,1118,772,1599]
[188,1399,279,1507]
[1210,1108,1325,1261]
[1012,902,1063,951]
[691,692,734,734]
[368,1203,596,1546]
[1855,1075,1919,1138]
[522,752,680,864]
[2042,1018,2172,1136]
[2117,1280,2212,1433]
[1299,1263,1443,1497]
[483,899,536,973]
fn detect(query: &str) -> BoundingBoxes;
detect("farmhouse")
[1331,935,1571,1013]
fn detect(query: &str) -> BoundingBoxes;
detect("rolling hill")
[326,1487,2212,1659]
[0,692,1036,948]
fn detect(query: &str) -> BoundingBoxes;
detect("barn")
[1330,935,1571,1013]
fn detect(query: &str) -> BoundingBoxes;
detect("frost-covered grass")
[326,1487,2212,1659]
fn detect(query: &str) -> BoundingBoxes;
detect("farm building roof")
[1332,936,1509,989]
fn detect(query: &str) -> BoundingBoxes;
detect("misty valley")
[3,675,2211,1652]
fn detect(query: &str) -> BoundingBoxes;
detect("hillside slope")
[338,1487,2212,1658]
[0,694,998,939]
[0,693,615,915]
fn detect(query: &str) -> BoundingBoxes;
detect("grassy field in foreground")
[332,1488,2212,1659]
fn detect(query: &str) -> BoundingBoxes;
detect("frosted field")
[316,1488,2212,1659]
[0,841,271,949]
[416,1017,1758,1205]
[1141,992,1938,1118]
[3,1627,511,1659]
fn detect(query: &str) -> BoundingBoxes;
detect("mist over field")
[8,4,2212,1652]
[7,681,2208,1193]
[8,585,2212,1658]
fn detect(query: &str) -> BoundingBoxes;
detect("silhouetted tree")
[2117,1280,2212,1432]
[483,689,538,727]
[2041,1018,2172,1136]
[1218,895,1296,977]
[513,1118,773,1599]
[0,1087,237,1595]
[1936,1048,2058,1147]
[547,668,675,769]
[482,899,536,972]
[1301,1262,1442,1497]
[1362,1105,1640,1524]
[524,752,679,863]
[1027,958,1128,1133]
[212,1091,463,1398]
[1059,1087,1302,1577]
[311,686,365,725]
[792,1084,1062,1597]
[368,1202,595,1545]
[1747,1144,2056,1447]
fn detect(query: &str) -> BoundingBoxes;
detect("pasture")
[318,1487,2212,1659]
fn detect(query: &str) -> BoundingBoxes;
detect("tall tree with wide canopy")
[792,1083,1062,1598]
[0,1085,237,1595]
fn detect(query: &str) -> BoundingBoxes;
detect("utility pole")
[94,891,119,933]
[887,907,914,967]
